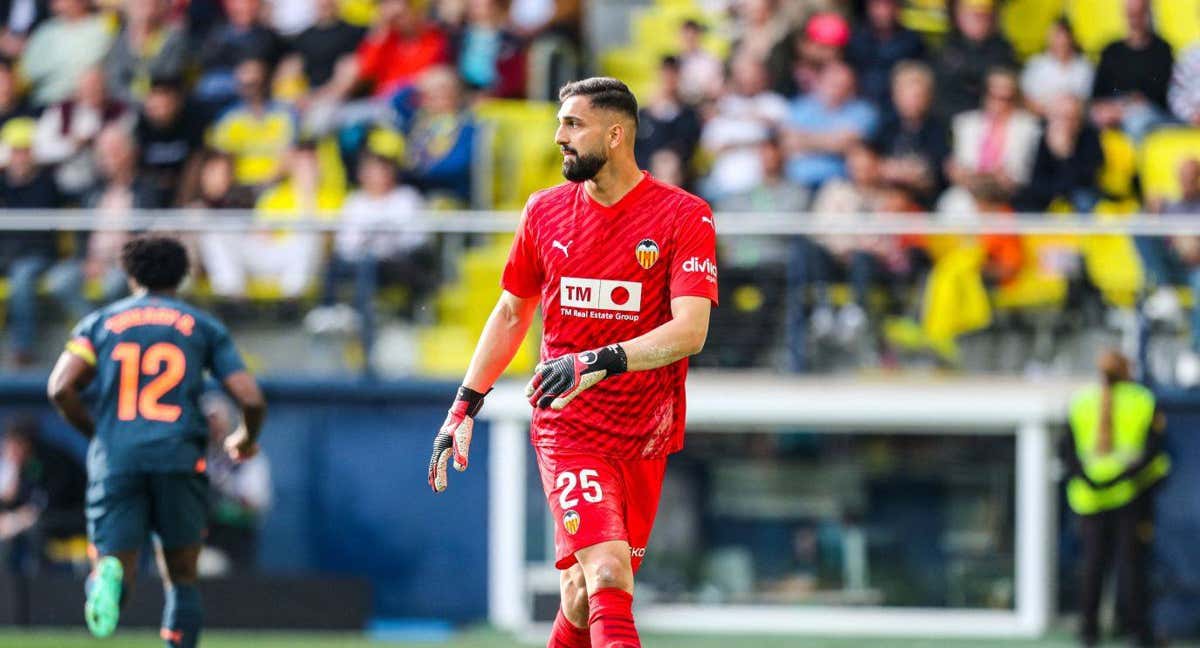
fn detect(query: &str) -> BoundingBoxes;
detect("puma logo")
[701,216,714,227]
[552,240,572,257]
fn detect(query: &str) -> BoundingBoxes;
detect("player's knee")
[582,553,632,592]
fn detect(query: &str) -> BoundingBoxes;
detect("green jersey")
[66,293,246,479]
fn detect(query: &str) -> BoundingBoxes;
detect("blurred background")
[1,0,1200,644]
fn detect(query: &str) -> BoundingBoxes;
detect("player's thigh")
[621,457,668,573]
[148,472,209,552]
[535,448,628,570]
[86,474,151,557]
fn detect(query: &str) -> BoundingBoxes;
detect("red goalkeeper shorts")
[534,445,667,573]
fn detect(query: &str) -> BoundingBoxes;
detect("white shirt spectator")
[1169,45,1200,125]
[950,109,1042,186]
[334,186,427,260]
[700,91,789,198]
[1020,53,1093,108]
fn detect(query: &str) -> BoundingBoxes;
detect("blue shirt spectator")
[784,62,878,189]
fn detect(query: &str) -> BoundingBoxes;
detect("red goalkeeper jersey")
[502,171,719,459]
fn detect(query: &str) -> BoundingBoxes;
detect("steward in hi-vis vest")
[1061,350,1167,648]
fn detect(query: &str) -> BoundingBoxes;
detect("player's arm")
[428,290,540,492]
[221,371,266,462]
[524,296,711,410]
[47,350,98,438]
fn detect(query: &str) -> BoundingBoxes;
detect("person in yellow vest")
[1063,350,1170,648]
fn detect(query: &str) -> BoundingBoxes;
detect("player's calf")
[160,545,203,648]
[550,564,591,648]
[576,542,639,648]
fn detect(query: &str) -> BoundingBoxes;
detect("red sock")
[587,588,640,648]
[548,607,591,648]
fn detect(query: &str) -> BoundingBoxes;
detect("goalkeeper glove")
[429,385,490,493]
[525,344,627,410]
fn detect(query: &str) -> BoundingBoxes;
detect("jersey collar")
[580,170,653,215]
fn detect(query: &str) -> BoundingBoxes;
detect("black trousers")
[1077,489,1157,646]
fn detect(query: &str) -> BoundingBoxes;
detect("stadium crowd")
[0,0,1197,375]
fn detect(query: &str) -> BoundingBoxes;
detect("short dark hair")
[558,77,639,127]
[121,236,190,291]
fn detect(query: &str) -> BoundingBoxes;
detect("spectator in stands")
[19,0,112,107]
[135,76,204,206]
[1137,159,1200,351]
[451,0,525,97]
[808,143,920,336]
[871,61,947,208]
[941,67,1040,214]
[783,61,878,190]
[733,0,791,64]
[195,0,286,112]
[635,56,702,179]
[349,0,449,98]
[285,0,364,103]
[398,65,475,206]
[767,11,850,98]
[845,0,925,108]
[103,0,190,104]
[310,149,429,337]
[1090,0,1173,140]
[1168,36,1200,126]
[209,58,298,190]
[201,142,342,298]
[677,19,722,106]
[74,125,157,302]
[0,416,85,572]
[0,0,48,59]
[699,53,789,200]
[933,0,1015,120]
[268,0,315,37]
[507,0,579,40]
[185,148,254,209]
[1020,18,1093,117]
[1015,95,1103,212]
[33,66,133,202]
[716,135,809,214]
[0,118,83,367]
[201,390,271,571]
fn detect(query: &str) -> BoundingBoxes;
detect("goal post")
[483,374,1080,639]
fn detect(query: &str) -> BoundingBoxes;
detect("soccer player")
[428,77,717,648]
[47,236,266,648]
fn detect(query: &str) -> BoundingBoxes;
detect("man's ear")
[608,122,624,149]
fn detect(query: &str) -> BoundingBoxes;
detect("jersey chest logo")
[635,239,660,269]
[560,277,642,313]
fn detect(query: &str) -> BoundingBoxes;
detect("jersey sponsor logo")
[635,239,660,269]
[630,546,647,558]
[560,277,642,312]
[552,240,573,257]
[682,256,718,283]
[563,510,581,535]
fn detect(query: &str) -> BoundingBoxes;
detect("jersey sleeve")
[65,312,101,366]
[205,318,248,380]
[670,202,719,305]
[500,202,544,298]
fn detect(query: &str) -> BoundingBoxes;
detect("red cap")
[806,12,851,47]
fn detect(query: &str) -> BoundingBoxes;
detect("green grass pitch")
[0,628,1196,647]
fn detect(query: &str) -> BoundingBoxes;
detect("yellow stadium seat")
[993,235,1073,310]
[1153,0,1200,53]
[1081,213,1145,307]
[901,0,950,36]
[1001,0,1067,60]
[1098,129,1138,199]
[1067,0,1126,59]
[474,100,563,210]
[1139,128,1200,202]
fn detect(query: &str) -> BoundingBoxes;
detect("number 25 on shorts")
[557,469,603,509]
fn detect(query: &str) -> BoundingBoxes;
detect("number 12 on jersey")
[557,469,603,509]
[111,342,187,422]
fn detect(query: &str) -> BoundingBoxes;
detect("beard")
[561,149,607,182]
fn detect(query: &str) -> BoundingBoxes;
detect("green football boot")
[85,556,124,638]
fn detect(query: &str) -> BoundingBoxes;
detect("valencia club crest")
[635,239,660,270]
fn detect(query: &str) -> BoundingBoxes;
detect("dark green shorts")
[86,472,209,554]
